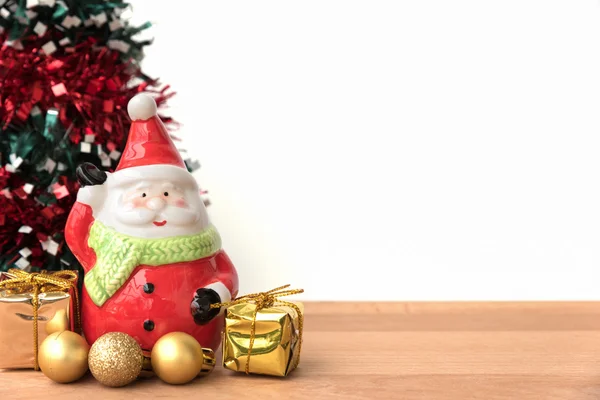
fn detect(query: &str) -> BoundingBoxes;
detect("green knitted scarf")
[84,220,222,307]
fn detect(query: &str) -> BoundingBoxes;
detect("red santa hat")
[111,94,194,186]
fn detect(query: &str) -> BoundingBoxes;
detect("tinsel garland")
[0,0,201,274]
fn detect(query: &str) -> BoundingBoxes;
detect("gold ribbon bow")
[0,269,80,370]
[211,284,304,374]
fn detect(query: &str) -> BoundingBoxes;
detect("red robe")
[65,202,239,352]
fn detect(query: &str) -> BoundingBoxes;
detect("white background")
[129,1,600,300]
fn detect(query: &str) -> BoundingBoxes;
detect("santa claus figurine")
[65,94,238,354]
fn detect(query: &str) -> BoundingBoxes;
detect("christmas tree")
[0,0,197,274]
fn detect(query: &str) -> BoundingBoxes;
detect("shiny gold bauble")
[88,332,143,387]
[38,331,89,383]
[151,332,204,384]
[45,309,69,335]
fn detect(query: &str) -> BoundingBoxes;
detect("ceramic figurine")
[65,94,238,354]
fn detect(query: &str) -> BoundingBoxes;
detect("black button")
[143,320,155,331]
[143,283,154,294]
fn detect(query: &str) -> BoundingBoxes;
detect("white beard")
[92,189,210,239]
[115,204,200,226]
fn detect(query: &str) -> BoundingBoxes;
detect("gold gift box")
[222,302,303,377]
[0,273,72,369]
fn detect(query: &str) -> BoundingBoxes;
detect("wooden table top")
[1,301,600,399]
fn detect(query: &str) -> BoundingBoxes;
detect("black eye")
[163,192,169,196]
[142,193,147,198]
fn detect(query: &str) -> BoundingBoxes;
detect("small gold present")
[0,269,80,370]
[218,285,304,377]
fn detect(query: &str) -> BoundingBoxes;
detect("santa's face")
[92,172,210,239]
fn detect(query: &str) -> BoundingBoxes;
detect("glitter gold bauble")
[38,331,89,383]
[88,332,143,387]
[151,332,204,384]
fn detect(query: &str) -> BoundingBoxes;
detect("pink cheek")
[175,198,187,208]
[130,198,147,208]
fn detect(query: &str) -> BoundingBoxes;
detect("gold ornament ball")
[88,332,143,387]
[151,332,204,384]
[45,309,69,335]
[38,331,89,383]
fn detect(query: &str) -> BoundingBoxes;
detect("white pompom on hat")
[127,93,158,121]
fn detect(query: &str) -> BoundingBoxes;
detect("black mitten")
[76,162,107,186]
[191,288,221,325]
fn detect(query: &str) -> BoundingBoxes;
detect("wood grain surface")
[2,301,600,399]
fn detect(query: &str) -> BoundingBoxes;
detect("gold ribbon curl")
[211,284,304,374]
[0,269,80,370]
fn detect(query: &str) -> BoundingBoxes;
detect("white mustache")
[116,206,199,226]
[158,207,199,225]
[116,207,156,225]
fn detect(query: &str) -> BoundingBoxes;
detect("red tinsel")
[0,37,174,147]
[0,36,176,270]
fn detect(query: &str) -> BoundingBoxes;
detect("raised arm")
[64,202,97,273]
